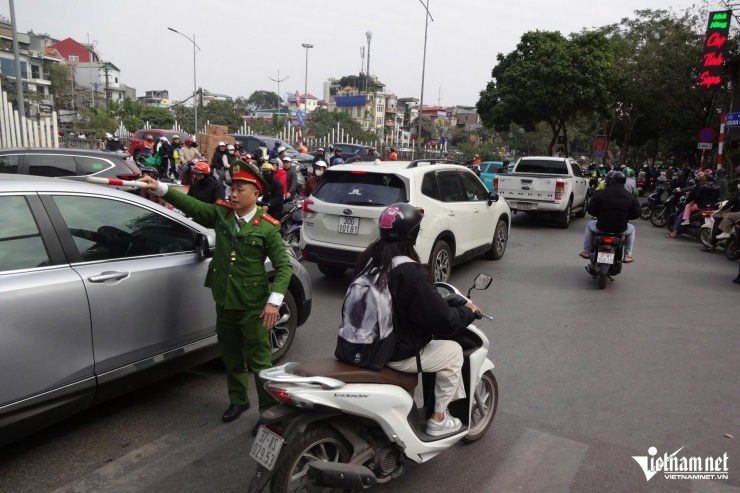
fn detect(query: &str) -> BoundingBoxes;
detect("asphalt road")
[1,211,738,493]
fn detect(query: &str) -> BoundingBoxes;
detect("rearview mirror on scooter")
[467,273,492,298]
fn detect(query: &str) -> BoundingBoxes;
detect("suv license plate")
[250,426,283,471]
[517,203,533,211]
[338,216,359,234]
[597,252,615,264]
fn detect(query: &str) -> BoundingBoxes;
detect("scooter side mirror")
[467,273,493,297]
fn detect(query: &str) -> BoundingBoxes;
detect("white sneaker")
[426,410,462,437]
[716,232,731,240]
[681,220,690,226]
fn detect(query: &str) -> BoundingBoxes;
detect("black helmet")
[141,166,159,180]
[703,172,715,182]
[378,203,423,242]
[605,170,626,187]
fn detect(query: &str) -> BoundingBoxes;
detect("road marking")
[482,428,588,493]
[50,418,254,493]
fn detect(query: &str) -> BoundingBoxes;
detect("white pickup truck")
[493,156,590,228]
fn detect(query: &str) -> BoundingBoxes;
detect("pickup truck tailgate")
[496,175,557,203]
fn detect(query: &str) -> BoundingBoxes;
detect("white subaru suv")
[299,159,511,282]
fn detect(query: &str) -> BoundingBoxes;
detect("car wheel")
[317,263,347,278]
[430,240,452,282]
[556,198,572,229]
[270,290,298,363]
[484,219,508,260]
[574,194,588,218]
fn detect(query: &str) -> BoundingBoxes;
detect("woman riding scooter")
[352,203,481,436]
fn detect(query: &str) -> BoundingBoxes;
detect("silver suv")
[299,159,511,281]
[0,175,312,445]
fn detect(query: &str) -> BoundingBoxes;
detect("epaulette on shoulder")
[261,213,280,226]
[215,199,234,210]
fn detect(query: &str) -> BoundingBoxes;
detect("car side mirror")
[196,233,214,260]
[488,191,499,205]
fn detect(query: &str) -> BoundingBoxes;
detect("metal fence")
[0,90,59,148]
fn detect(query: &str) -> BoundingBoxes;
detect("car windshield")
[165,132,188,142]
[515,159,569,175]
[263,138,297,153]
[313,171,407,206]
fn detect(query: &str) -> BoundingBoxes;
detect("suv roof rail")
[406,159,461,168]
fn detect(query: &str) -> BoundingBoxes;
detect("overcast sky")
[4,0,718,107]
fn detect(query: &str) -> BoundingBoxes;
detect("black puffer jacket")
[587,184,641,233]
[187,175,224,204]
[687,183,720,209]
[388,262,476,362]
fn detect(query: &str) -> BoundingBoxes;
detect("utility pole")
[417,0,433,151]
[268,70,289,109]
[104,64,110,105]
[360,47,365,77]
[9,0,26,135]
[366,31,372,132]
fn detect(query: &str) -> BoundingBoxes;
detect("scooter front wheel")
[700,228,712,248]
[462,370,498,443]
[640,207,651,220]
[270,424,352,493]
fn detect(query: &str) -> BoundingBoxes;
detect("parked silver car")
[0,174,312,445]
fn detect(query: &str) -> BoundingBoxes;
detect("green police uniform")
[163,186,292,411]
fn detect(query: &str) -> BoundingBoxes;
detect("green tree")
[139,106,175,129]
[477,30,614,155]
[199,100,245,132]
[306,108,376,143]
[244,90,280,110]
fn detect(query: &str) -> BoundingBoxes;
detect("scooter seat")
[294,358,418,392]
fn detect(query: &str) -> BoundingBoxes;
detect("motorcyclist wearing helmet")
[268,140,282,161]
[349,203,480,436]
[330,147,343,166]
[669,172,720,237]
[303,160,327,197]
[580,170,640,263]
[255,141,269,163]
[624,168,637,195]
[312,147,326,167]
[260,163,285,218]
[143,135,155,156]
[168,136,182,183]
[187,162,224,204]
[178,137,203,184]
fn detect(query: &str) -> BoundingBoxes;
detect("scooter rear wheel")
[598,273,608,289]
[271,424,352,493]
[725,239,738,261]
[700,228,712,248]
[650,206,669,228]
[462,370,498,443]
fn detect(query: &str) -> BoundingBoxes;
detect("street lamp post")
[508,127,525,161]
[301,44,313,113]
[417,0,433,155]
[168,27,200,134]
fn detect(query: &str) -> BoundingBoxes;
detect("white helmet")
[104,132,112,139]
[218,141,227,146]
[159,136,169,143]
[277,146,286,153]
[227,144,235,151]
[313,160,328,168]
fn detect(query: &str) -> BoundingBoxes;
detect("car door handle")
[473,208,480,213]
[448,211,455,217]
[88,271,130,283]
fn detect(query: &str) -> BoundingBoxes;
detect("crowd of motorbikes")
[641,177,738,260]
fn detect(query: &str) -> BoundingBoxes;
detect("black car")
[229,135,314,165]
[0,148,141,182]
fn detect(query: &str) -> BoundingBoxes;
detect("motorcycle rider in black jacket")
[580,171,641,263]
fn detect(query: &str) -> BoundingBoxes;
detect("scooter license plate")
[250,426,284,471]
[597,252,615,264]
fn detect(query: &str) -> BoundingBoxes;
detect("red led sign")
[698,11,731,89]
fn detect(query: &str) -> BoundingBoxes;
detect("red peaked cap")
[229,160,267,194]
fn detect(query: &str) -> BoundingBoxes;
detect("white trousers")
[387,340,465,413]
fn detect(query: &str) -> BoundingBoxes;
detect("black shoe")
[222,403,250,422]
[700,246,715,253]
[252,421,262,436]
[733,278,740,284]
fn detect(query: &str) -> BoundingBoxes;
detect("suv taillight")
[555,181,565,200]
[302,198,317,218]
[493,177,499,192]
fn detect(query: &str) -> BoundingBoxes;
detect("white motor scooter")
[247,274,498,493]
[700,200,727,248]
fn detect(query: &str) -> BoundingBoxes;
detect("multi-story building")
[288,93,319,113]
[138,90,171,108]
[0,19,60,117]
[200,89,231,105]
[327,76,386,138]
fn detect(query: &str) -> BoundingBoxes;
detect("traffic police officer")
[139,161,292,430]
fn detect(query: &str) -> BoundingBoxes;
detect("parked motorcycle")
[667,203,716,242]
[247,274,497,493]
[699,201,728,248]
[650,186,691,228]
[640,184,667,220]
[280,199,303,260]
[586,232,624,289]
[723,218,740,261]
